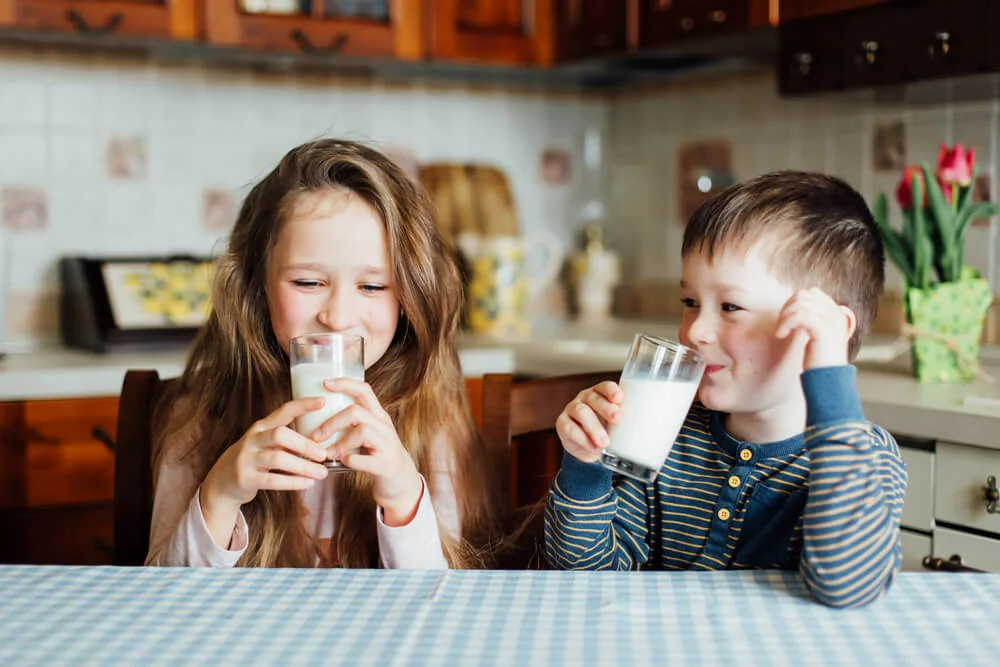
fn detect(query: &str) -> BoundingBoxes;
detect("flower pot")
[905,275,991,382]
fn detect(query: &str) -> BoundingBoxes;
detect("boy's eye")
[721,303,742,312]
[681,298,698,308]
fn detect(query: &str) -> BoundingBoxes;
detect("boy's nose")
[687,312,717,346]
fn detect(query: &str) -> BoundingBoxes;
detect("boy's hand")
[775,288,857,371]
[556,381,623,463]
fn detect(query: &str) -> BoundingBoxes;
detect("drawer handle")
[290,29,350,54]
[922,554,983,573]
[92,427,116,452]
[65,10,124,35]
[985,475,999,513]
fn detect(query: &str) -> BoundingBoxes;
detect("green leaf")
[873,193,914,284]
[921,163,958,281]
[912,174,931,289]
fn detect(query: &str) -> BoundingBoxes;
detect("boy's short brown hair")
[682,171,885,360]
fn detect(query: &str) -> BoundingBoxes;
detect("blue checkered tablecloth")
[0,566,996,666]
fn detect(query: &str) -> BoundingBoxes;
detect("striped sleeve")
[798,366,908,608]
[544,453,651,570]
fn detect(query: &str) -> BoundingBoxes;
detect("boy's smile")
[678,241,808,444]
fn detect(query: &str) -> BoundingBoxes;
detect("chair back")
[114,370,174,566]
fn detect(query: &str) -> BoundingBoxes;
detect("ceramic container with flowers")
[874,144,1000,382]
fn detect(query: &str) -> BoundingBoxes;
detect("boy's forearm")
[543,453,648,570]
[799,367,906,608]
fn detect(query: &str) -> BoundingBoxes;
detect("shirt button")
[739,448,753,462]
[728,475,741,488]
[717,508,731,521]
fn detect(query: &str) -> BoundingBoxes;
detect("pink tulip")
[937,143,975,187]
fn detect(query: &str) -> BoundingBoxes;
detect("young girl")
[146,139,504,568]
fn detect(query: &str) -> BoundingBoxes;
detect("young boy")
[544,171,907,608]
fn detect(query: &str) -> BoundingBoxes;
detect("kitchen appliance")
[60,255,215,353]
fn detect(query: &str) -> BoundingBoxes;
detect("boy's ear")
[838,305,858,340]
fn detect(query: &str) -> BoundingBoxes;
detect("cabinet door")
[0,0,197,39]
[831,3,906,89]
[429,0,556,65]
[933,526,1000,572]
[23,397,117,507]
[779,0,894,22]
[905,0,986,81]
[556,0,627,62]
[900,528,932,572]
[203,0,424,59]
[988,0,1000,71]
[641,0,748,47]
[778,15,838,95]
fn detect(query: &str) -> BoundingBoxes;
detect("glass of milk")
[600,334,705,483]
[289,333,365,472]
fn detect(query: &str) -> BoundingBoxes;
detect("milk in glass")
[606,377,700,470]
[291,361,365,447]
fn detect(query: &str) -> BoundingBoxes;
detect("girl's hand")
[555,381,623,463]
[318,378,423,526]
[202,397,330,510]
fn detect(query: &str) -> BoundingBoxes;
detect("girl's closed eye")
[360,283,388,294]
[293,279,324,289]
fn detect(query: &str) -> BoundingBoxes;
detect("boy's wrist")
[802,365,864,426]
[556,451,615,501]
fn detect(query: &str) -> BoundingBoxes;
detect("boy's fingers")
[592,381,623,403]
[569,402,610,449]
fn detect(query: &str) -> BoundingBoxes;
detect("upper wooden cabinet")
[779,0,988,95]
[429,0,556,65]
[203,0,424,58]
[0,0,197,39]
[555,0,628,62]
[639,0,774,49]
[779,0,894,22]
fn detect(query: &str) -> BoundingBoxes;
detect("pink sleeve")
[146,448,248,567]
[375,430,463,570]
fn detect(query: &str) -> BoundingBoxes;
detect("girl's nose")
[317,289,356,332]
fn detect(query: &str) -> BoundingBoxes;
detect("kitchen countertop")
[3,318,1000,449]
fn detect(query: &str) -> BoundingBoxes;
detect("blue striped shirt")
[544,365,908,608]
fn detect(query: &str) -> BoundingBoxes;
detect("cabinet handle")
[855,40,879,67]
[922,554,982,572]
[65,10,124,35]
[92,426,116,452]
[708,10,726,24]
[928,31,951,58]
[793,52,813,76]
[656,0,673,10]
[290,29,350,54]
[985,475,999,513]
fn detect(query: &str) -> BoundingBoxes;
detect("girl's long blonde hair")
[154,139,504,568]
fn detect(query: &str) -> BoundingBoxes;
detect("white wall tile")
[48,83,98,129]
[0,129,47,183]
[0,82,46,127]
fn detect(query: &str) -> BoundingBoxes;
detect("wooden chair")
[114,369,174,566]
[476,370,620,568]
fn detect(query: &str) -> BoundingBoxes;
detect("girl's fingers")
[257,472,319,492]
[270,426,328,463]
[254,396,327,432]
[256,448,329,480]
[322,378,391,423]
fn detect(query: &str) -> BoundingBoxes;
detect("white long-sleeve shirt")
[146,432,460,569]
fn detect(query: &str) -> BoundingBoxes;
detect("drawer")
[933,526,1000,573]
[0,502,114,565]
[24,397,118,507]
[935,441,1000,535]
[900,528,932,572]
[900,446,934,532]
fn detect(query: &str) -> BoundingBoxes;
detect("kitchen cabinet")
[429,0,556,66]
[779,0,988,95]
[555,0,628,62]
[0,396,117,565]
[203,0,425,58]
[896,436,1000,574]
[0,0,197,39]
[779,0,893,22]
[988,1,1000,72]
[640,0,751,47]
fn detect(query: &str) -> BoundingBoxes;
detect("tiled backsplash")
[5,46,1000,347]
[606,68,1000,336]
[0,46,606,346]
